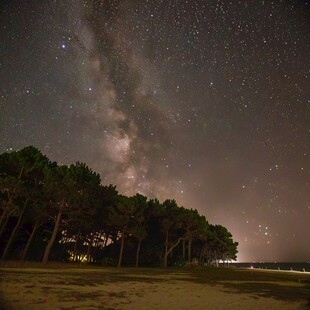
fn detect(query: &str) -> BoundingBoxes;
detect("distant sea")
[229,262,310,272]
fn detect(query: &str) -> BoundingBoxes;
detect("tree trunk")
[0,167,24,233]
[135,238,142,268]
[21,220,39,261]
[87,232,95,262]
[0,207,8,233]
[0,194,15,240]
[60,236,69,260]
[188,238,192,263]
[103,234,109,249]
[42,202,64,264]
[182,239,186,260]
[164,230,169,268]
[1,199,28,261]
[164,236,184,268]
[117,227,125,268]
[199,244,206,264]
[94,232,100,248]
[73,231,80,262]
[0,215,10,243]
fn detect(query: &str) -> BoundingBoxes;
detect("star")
[1,0,309,262]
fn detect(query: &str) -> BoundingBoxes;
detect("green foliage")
[0,146,238,267]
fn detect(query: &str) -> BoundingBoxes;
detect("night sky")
[1,0,309,262]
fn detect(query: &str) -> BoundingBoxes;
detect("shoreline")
[229,262,310,274]
[245,267,310,275]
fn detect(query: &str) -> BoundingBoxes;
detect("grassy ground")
[0,262,309,309]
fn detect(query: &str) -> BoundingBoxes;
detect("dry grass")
[0,263,309,309]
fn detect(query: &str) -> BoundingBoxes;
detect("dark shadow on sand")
[1,267,310,308]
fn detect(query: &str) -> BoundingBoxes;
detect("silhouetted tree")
[0,146,238,266]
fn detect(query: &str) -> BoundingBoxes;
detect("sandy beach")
[0,266,309,309]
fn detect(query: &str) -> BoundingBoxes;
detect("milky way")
[0,0,309,261]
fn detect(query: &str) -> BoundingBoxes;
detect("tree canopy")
[0,146,238,267]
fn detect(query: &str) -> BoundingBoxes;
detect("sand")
[0,266,309,309]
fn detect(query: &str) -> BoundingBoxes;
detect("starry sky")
[0,0,309,262]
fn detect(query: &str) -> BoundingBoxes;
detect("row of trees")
[0,146,238,267]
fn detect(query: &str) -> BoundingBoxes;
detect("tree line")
[0,146,238,267]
